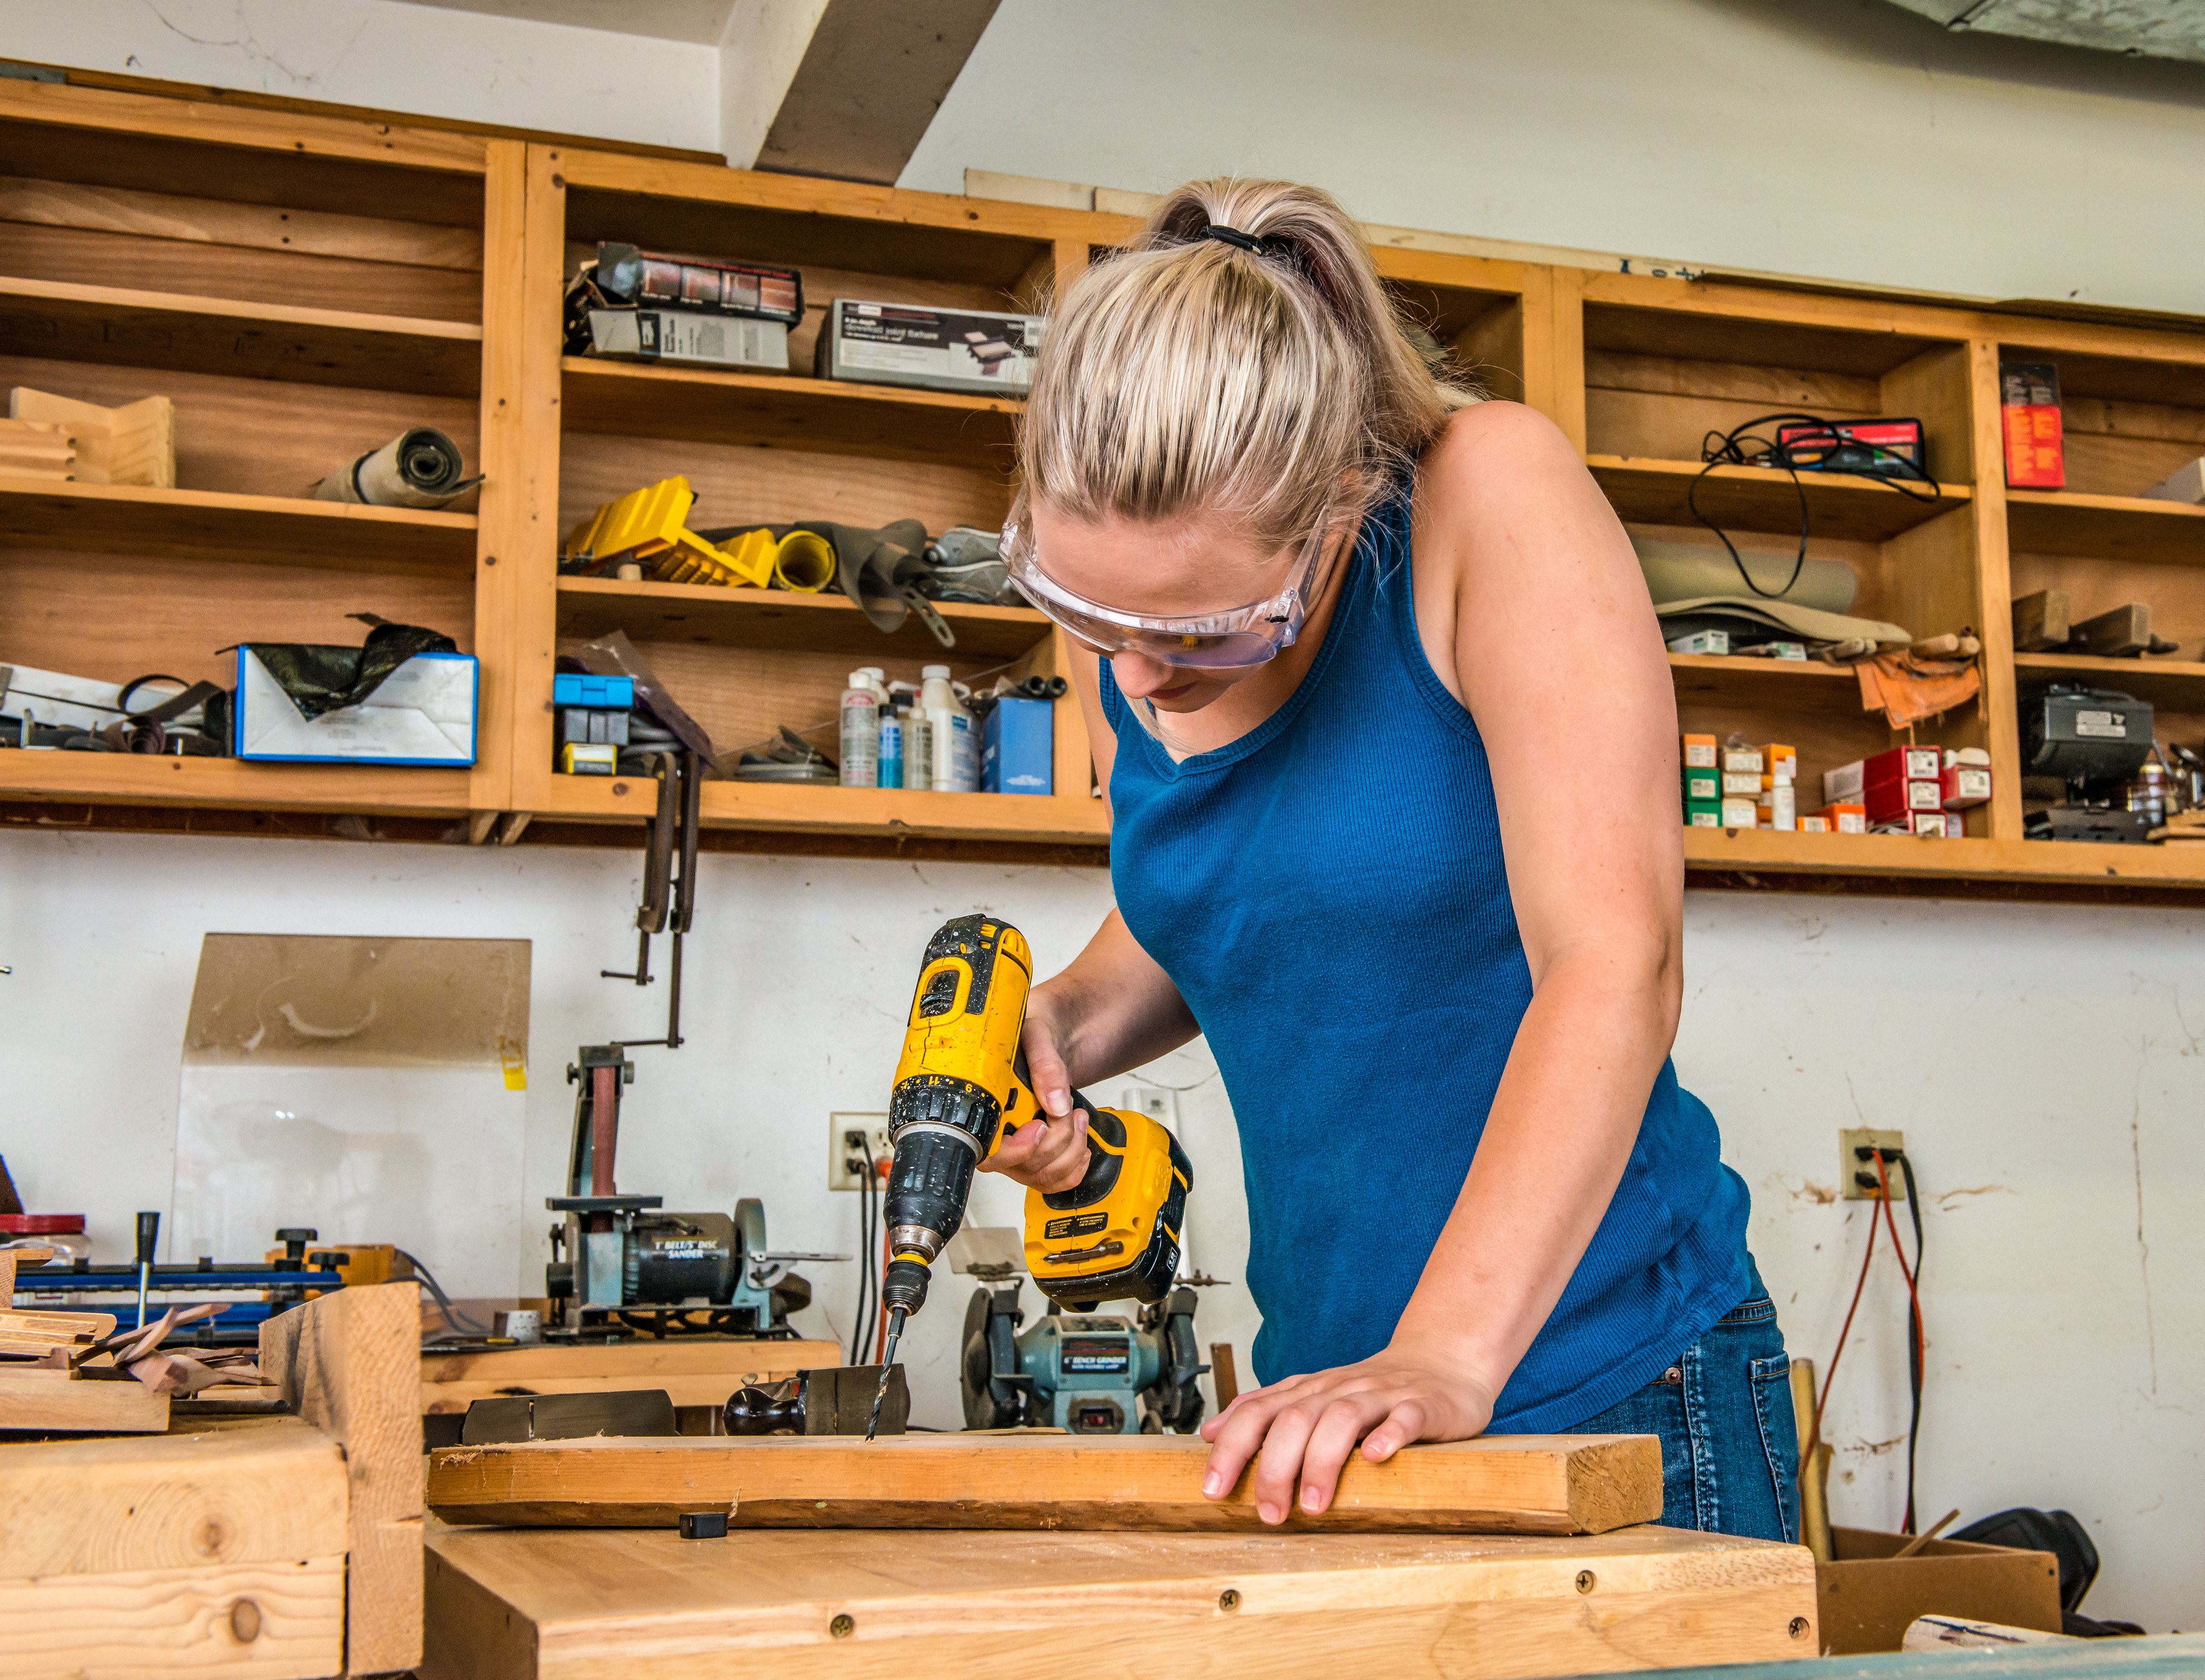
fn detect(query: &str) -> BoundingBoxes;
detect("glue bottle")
[922,664,977,793]
[840,669,882,788]
[876,706,903,789]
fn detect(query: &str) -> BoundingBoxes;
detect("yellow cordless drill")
[866,913,1193,1436]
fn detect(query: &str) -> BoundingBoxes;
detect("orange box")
[1815,803,1868,835]
[2001,362,2064,489]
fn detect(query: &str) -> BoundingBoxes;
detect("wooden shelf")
[1668,653,1860,712]
[1589,456,1970,542]
[0,750,474,814]
[560,361,1020,464]
[2013,652,2205,709]
[556,576,1047,660]
[0,276,482,397]
[540,773,1109,845]
[0,478,478,574]
[1683,824,2205,888]
[2005,489,2205,566]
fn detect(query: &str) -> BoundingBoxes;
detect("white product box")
[585,307,789,371]
[1720,796,1758,828]
[1668,629,1729,656]
[235,647,477,765]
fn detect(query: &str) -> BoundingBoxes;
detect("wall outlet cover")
[829,1112,891,1192]
[1839,1127,1907,1200]
[1123,1086,1178,1129]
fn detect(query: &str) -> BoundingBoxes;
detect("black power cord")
[1692,413,1942,601]
[394,1248,487,1339]
[846,1141,876,1366]
[1895,1151,1925,1534]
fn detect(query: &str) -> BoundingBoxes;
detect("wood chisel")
[866,913,1193,1438]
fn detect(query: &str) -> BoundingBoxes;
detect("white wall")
[0,0,720,152]
[912,0,2205,312]
[7,0,2203,1634]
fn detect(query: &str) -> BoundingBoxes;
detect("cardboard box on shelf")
[1720,797,1757,828]
[1682,733,1718,769]
[1815,803,1868,834]
[1999,362,2064,490]
[1817,1527,2060,1656]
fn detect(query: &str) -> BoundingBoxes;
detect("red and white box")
[1825,747,1942,822]
[1907,810,1953,838]
[1942,747,1992,810]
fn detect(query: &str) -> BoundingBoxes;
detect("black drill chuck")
[882,1257,931,1317]
[882,1127,979,1257]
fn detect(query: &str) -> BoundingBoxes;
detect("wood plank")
[557,577,1047,661]
[422,1338,844,1415]
[0,1368,169,1433]
[2006,489,2205,567]
[541,774,1113,845]
[0,1416,345,1579]
[422,1523,1815,1680]
[0,174,485,271]
[9,386,175,487]
[1668,654,1860,713]
[0,478,476,574]
[497,144,573,821]
[0,1554,345,1680]
[1962,337,2026,839]
[260,1283,423,1678]
[561,361,1019,467]
[0,276,482,398]
[426,1433,1662,1535]
[0,752,477,816]
[2068,602,2157,658]
[2013,652,2205,708]
[470,138,532,821]
[1589,456,1970,543]
[1681,824,2205,887]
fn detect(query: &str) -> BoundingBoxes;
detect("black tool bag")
[1950,1508,2144,1637]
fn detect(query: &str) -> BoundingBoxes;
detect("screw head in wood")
[1218,1589,1241,1612]
[230,1599,262,1643]
[830,1613,855,1639]
[1790,1617,1811,1639]
[1575,1571,1596,1594]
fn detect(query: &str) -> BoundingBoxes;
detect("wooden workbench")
[423,1521,1819,1680]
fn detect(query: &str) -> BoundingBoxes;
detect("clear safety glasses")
[999,493,1339,670]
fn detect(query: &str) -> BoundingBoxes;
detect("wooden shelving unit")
[6,76,2205,891]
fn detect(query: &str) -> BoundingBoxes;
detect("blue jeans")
[1572,1257,1799,1543]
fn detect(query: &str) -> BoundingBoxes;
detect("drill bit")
[865,1305,906,1441]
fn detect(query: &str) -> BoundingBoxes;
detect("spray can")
[840,669,880,788]
[876,708,903,789]
[921,664,978,792]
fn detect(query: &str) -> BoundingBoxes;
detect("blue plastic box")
[552,672,635,709]
[981,697,1052,796]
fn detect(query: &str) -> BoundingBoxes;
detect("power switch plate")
[829,1113,891,1192]
[1840,1128,1907,1200]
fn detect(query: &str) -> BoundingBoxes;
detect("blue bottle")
[877,711,903,789]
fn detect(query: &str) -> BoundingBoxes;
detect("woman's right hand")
[979,989,1092,1194]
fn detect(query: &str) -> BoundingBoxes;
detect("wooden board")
[421,1337,845,1416]
[556,575,1049,661]
[1589,456,1970,544]
[261,1281,423,1678]
[0,1368,169,1433]
[421,1521,1817,1680]
[0,1416,347,1678]
[9,385,174,486]
[426,1432,1661,1536]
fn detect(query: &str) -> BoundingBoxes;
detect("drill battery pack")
[1026,1105,1193,1312]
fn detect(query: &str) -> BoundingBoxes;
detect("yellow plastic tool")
[562,476,774,588]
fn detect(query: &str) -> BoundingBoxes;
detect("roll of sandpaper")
[313,427,479,508]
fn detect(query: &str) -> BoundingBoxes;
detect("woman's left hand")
[1197,1334,1503,1521]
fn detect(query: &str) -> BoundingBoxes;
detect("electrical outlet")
[829,1113,891,1192]
[1839,1128,1907,1200]
[1124,1086,1178,1129]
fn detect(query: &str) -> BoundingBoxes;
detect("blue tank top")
[1100,472,1752,1432]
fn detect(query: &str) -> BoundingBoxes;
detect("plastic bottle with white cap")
[921,664,977,792]
[840,668,884,788]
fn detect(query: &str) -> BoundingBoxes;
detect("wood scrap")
[426,1432,1663,1536]
[0,1367,169,1433]
[261,1280,424,1677]
[7,387,176,488]
[0,418,73,480]
[0,1308,116,1359]
[0,1248,54,1304]
[2068,602,2178,658]
[2011,588,2071,653]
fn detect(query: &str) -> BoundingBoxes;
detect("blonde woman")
[979,180,1795,1542]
